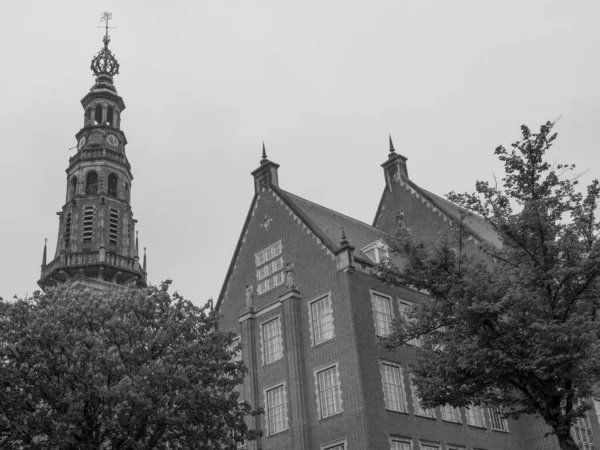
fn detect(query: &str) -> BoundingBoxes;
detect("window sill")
[312,337,335,349]
[442,419,462,425]
[415,414,437,420]
[385,408,409,415]
[267,428,289,437]
[262,357,284,369]
[467,424,487,430]
[491,428,510,434]
[318,411,343,423]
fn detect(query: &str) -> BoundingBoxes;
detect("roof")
[404,179,501,247]
[280,190,388,261]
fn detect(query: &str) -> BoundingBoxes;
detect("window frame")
[488,406,509,432]
[440,404,461,423]
[321,438,347,450]
[264,382,288,436]
[315,363,343,420]
[309,294,335,346]
[397,299,421,347]
[390,437,412,450]
[260,316,283,365]
[465,405,486,428]
[409,376,436,419]
[380,360,407,413]
[371,290,393,337]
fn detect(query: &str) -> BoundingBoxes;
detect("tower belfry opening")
[38,12,146,290]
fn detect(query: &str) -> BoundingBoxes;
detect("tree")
[379,121,600,450]
[0,281,260,449]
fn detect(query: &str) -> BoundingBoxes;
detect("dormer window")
[361,240,389,264]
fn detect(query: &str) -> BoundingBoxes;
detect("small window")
[82,206,95,242]
[109,208,119,245]
[466,405,486,428]
[64,211,72,248]
[441,404,461,423]
[108,173,118,197]
[380,361,406,412]
[398,300,421,347]
[371,292,393,337]
[316,364,342,419]
[310,295,334,345]
[265,384,288,435]
[572,412,594,449]
[262,318,283,365]
[86,171,98,195]
[255,241,285,295]
[361,239,389,263]
[489,407,509,432]
[390,439,411,450]
[255,241,282,266]
[410,377,435,418]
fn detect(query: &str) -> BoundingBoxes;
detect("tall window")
[265,384,288,435]
[380,362,406,412]
[489,407,509,432]
[86,171,98,194]
[391,439,411,450]
[109,208,119,245]
[398,300,421,347]
[441,404,461,423]
[371,292,393,337]
[316,365,342,418]
[69,176,78,200]
[572,413,594,449]
[255,241,284,295]
[466,405,486,428]
[410,377,435,418]
[82,206,95,242]
[64,211,72,248]
[262,318,283,365]
[310,295,334,345]
[108,173,118,197]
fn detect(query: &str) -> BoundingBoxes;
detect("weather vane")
[98,12,116,40]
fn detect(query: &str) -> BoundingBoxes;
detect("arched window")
[86,171,98,195]
[94,104,102,125]
[108,173,118,197]
[85,108,91,126]
[69,176,78,199]
[107,105,114,126]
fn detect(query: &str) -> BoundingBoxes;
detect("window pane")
[317,366,342,418]
[312,296,334,344]
[372,293,392,337]
[266,385,287,434]
[262,318,283,364]
[381,363,405,412]
[391,441,411,450]
[489,407,508,432]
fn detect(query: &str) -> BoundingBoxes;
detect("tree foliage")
[0,281,259,449]
[379,122,600,450]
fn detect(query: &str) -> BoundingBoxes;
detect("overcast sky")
[1,1,598,304]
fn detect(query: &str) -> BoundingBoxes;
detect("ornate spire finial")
[90,12,119,88]
[143,247,147,272]
[135,230,139,257]
[261,142,268,163]
[388,133,396,156]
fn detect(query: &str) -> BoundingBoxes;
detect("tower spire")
[261,142,268,163]
[388,133,396,156]
[143,247,147,272]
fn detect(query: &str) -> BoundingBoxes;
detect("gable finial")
[340,226,349,246]
[388,133,396,156]
[42,238,47,266]
[261,142,268,163]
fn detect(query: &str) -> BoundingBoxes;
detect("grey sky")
[1,1,598,304]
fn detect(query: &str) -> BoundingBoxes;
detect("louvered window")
[64,211,72,248]
[82,206,95,242]
[109,208,119,245]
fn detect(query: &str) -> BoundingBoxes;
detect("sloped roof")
[404,179,501,247]
[280,190,387,261]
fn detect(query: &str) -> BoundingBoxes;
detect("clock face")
[77,136,86,150]
[106,134,119,148]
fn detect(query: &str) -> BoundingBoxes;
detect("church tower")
[38,14,147,290]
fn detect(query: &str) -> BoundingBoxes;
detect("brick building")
[216,142,600,449]
[38,18,147,292]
